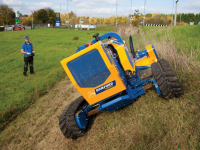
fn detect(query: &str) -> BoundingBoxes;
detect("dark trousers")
[24,56,34,73]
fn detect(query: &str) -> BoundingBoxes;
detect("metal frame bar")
[76,32,124,53]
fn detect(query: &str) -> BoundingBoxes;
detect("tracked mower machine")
[59,32,183,139]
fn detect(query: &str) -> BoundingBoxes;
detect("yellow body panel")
[135,45,158,66]
[108,41,135,72]
[61,41,126,105]
[107,41,157,73]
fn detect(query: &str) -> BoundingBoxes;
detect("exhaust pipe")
[129,35,136,58]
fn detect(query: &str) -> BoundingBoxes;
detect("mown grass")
[96,26,115,32]
[0,27,113,130]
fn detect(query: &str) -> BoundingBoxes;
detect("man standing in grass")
[21,36,35,76]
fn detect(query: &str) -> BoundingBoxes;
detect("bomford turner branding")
[87,80,116,98]
[95,80,116,95]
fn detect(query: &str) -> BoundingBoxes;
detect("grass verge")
[0,27,113,131]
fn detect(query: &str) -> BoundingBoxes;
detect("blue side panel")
[126,86,145,100]
[152,45,159,60]
[75,111,88,129]
[153,79,161,95]
[137,50,148,59]
[103,98,133,112]
[98,95,130,112]
[67,49,110,88]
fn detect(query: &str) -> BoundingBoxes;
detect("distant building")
[189,22,194,25]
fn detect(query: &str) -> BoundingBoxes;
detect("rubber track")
[59,96,87,139]
[158,58,183,97]
[152,62,172,99]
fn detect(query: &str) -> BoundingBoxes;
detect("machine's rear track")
[152,58,183,99]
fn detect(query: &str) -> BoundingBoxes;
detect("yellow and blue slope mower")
[59,32,183,139]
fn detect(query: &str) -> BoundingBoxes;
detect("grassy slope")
[140,25,200,59]
[0,25,200,149]
[172,25,200,59]
[0,26,114,129]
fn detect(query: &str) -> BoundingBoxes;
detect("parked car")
[5,25,14,31]
[13,24,25,31]
[0,26,5,32]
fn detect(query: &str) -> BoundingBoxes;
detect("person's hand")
[32,51,35,53]
[27,52,31,55]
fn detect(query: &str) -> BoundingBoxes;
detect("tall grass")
[130,26,200,80]
[121,26,200,149]
[120,26,200,149]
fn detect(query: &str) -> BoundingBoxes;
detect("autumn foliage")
[0,5,15,25]
[1,4,200,26]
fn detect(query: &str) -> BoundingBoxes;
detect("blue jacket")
[21,42,33,57]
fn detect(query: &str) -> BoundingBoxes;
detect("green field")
[0,26,115,129]
[138,25,200,60]
[172,26,200,59]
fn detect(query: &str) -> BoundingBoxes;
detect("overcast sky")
[0,0,199,17]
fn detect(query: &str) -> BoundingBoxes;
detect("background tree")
[188,13,195,23]
[61,13,67,24]
[195,13,200,25]
[96,17,100,24]
[146,13,152,18]
[20,15,31,26]
[45,7,56,23]
[120,16,127,24]
[0,4,15,25]
[103,18,109,25]
[37,9,49,24]
[167,15,173,24]
[83,16,89,24]
[117,16,122,25]
[68,11,76,19]
[7,6,200,27]
[109,16,115,24]
[132,9,140,26]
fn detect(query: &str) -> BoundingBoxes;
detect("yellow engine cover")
[135,45,158,66]
[61,41,126,105]
[107,40,135,72]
